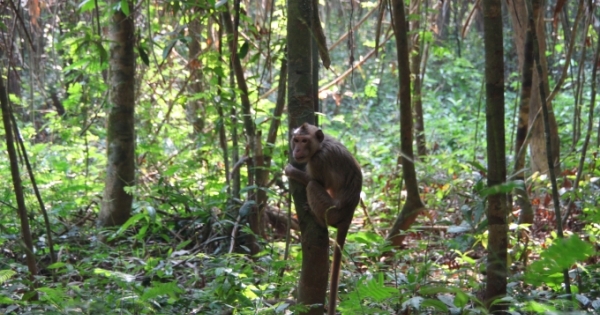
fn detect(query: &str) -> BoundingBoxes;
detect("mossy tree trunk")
[99,2,136,227]
[186,9,205,135]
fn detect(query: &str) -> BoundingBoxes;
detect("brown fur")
[285,123,362,315]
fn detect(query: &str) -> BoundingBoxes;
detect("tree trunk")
[0,71,38,296]
[514,0,534,239]
[483,0,508,311]
[287,0,329,313]
[99,3,136,226]
[187,11,205,135]
[386,0,426,248]
[410,0,427,157]
[506,0,561,175]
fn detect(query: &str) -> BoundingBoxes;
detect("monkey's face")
[291,135,314,163]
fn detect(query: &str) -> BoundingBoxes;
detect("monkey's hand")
[285,164,310,186]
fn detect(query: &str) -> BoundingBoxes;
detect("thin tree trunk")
[187,11,205,135]
[411,0,426,157]
[99,2,136,226]
[258,59,288,212]
[0,70,38,297]
[483,0,508,311]
[514,0,534,237]
[386,0,426,247]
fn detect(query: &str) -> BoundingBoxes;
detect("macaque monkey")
[285,123,362,315]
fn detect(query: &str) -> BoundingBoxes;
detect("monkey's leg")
[285,164,311,186]
[306,180,347,227]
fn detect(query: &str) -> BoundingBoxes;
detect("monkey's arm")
[284,164,311,186]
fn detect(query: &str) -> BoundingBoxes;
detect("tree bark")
[506,0,561,175]
[386,0,426,247]
[187,10,205,135]
[287,0,329,313]
[410,0,427,157]
[514,0,534,238]
[483,0,508,311]
[0,69,38,296]
[99,2,136,226]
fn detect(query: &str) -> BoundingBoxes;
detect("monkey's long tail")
[328,226,349,315]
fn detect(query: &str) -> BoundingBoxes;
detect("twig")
[228,215,242,254]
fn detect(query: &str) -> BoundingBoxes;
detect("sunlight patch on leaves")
[94,268,136,282]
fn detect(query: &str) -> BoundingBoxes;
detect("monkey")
[285,123,362,315]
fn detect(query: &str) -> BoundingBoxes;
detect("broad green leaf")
[357,274,396,302]
[0,295,14,304]
[114,212,147,236]
[138,46,150,66]
[238,42,249,59]
[48,262,67,269]
[526,236,594,286]
[78,0,96,12]
[422,298,449,312]
[120,0,129,15]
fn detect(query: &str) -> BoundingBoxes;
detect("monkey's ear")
[316,129,325,142]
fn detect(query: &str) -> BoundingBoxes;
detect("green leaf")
[93,41,108,62]
[48,262,67,269]
[164,165,180,176]
[357,274,396,302]
[113,212,147,237]
[37,287,68,304]
[0,295,14,304]
[454,290,469,308]
[467,160,486,172]
[138,46,150,66]
[78,0,96,12]
[348,231,384,244]
[94,268,136,282]
[526,236,594,286]
[120,0,130,15]
[0,269,16,284]
[421,299,449,312]
[163,39,177,60]
[238,42,249,59]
